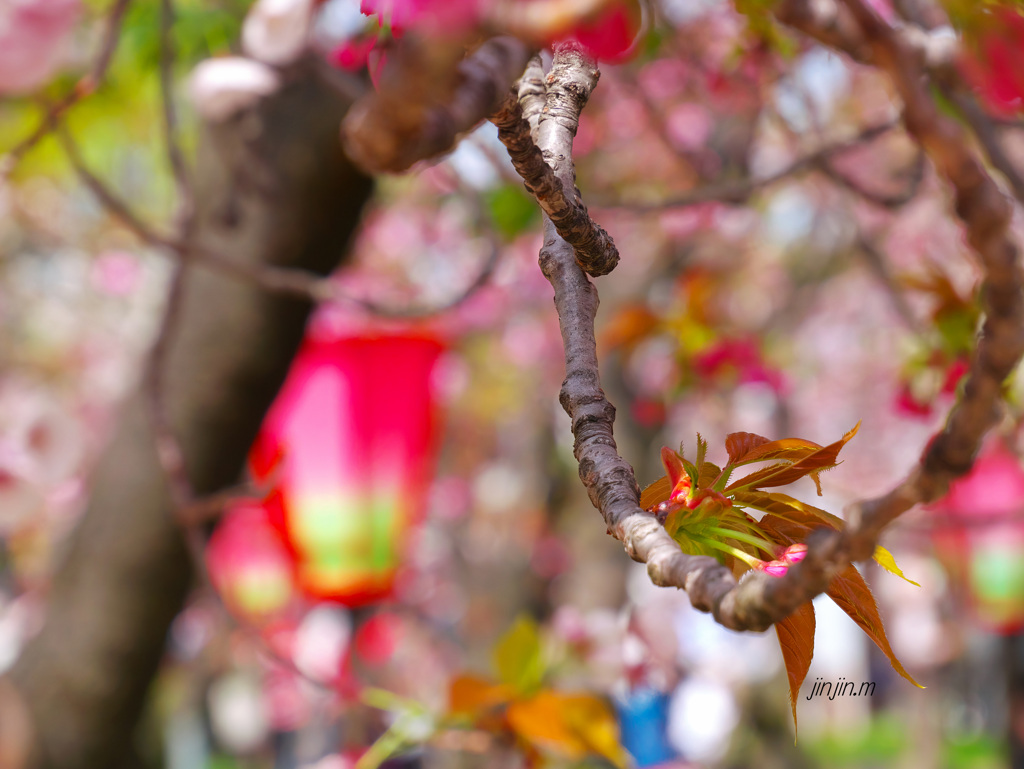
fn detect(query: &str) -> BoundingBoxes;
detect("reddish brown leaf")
[661,446,686,489]
[727,436,821,467]
[826,565,923,689]
[732,491,845,530]
[776,601,815,734]
[725,424,859,493]
[725,432,772,464]
[640,476,671,510]
[696,461,722,490]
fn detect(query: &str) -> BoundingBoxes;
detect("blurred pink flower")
[691,337,784,393]
[91,252,141,296]
[0,0,81,94]
[206,502,297,624]
[959,8,1024,115]
[360,0,480,37]
[561,2,640,63]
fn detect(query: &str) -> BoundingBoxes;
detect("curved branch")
[533,2,1024,632]
[342,35,532,174]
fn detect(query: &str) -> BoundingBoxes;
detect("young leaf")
[493,617,546,695]
[873,546,921,586]
[825,565,924,689]
[725,424,860,493]
[660,446,687,490]
[733,439,825,466]
[725,431,772,465]
[695,433,709,469]
[732,490,845,529]
[697,460,722,490]
[776,601,815,736]
[640,476,672,510]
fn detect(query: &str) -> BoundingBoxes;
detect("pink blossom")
[561,3,640,63]
[959,9,1024,115]
[692,337,784,393]
[360,0,481,37]
[0,0,81,94]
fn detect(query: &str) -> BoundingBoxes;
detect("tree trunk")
[3,62,373,769]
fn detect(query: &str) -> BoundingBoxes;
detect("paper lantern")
[929,439,1024,634]
[251,333,443,606]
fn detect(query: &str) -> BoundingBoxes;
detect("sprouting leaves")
[641,426,921,731]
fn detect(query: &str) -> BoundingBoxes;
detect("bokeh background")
[1,0,1023,767]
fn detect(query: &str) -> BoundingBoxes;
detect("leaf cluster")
[641,426,923,731]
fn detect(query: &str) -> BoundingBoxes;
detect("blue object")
[615,688,677,767]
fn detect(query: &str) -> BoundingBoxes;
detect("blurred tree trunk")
[2,62,373,769]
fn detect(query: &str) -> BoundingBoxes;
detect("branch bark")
[5,66,373,769]
[520,0,1024,633]
[342,35,532,174]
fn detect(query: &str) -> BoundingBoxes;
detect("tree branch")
[342,35,533,174]
[528,1,1024,632]
[490,89,620,275]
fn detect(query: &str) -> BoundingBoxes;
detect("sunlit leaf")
[732,490,845,529]
[661,446,686,490]
[697,460,722,490]
[726,424,860,493]
[776,601,815,735]
[640,476,671,510]
[758,512,922,690]
[826,565,924,689]
[493,617,545,694]
[873,546,921,586]
[725,431,772,464]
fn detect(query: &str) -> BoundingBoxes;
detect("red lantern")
[250,332,444,606]
[929,438,1024,634]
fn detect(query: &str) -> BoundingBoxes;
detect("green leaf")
[873,546,921,587]
[493,617,546,695]
[484,185,541,240]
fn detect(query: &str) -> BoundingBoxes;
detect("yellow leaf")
[448,675,513,717]
[559,694,630,769]
[506,692,588,759]
[506,691,629,769]
[873,546,921,586]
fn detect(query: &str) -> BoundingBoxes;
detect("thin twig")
[1,0,133,176]
[601,120,899,211]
